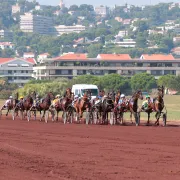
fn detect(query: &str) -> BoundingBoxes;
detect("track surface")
[0,117,180,180]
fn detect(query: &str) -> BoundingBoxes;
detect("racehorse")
[22,91,36,119]
[74,92,91,124]
[38,92,54,123]
[129,90,143,125]
[101,93,114,125]
[1,92,19,117]
[141,86,165,126]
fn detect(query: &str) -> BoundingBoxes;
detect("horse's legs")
[6,109,9,116]
[56,111,59,121]
[146,112,150,125]
[130,112,133,124]
[155,111,160,125]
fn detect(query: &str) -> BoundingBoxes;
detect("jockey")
[52,95,60,107]
[3,96,13,108]
[141,95,151,110]
[33,95,40,107]
[118,94,126,105]
[17,96,24,108]
[72,95,79,106]
[64,88,74,99]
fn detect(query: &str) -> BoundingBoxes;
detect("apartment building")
[20,13,53,34]
[12,3,23,14]
[94,6,109,17]
[33,53,180,80]
[52,25,86,36]
[0,30,13,40]
[0,58,36,85]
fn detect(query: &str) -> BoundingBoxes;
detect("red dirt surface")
[0,117,180,180]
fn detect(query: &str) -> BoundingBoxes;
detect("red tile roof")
[97,54,132,60]
[25,58,36,64]
[0,58,14,64]
[0,58,36,65]
[54,54,87,60]
[141,54,175,60]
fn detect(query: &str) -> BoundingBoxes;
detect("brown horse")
[38,92,54,123]
[124,90,143,126]
[141,86,165,126]
[74,92,91,124]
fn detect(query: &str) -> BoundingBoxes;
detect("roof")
[97,54,132,60]
[141,54,175,60]
[0,58,36,65]
[24,52,35,55]
[0,58,14,64]
[0,42,14,46]
[54,54,87,60]
[25,58,36,64]
[171,47,180,52]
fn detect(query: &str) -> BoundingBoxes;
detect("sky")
[37,0,179,7]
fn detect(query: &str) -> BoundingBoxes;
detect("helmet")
[20,96,24,99]
[9,96,13,99]
[146,95,150,99]
[56,95,60,98]
[120,94,125,98]
[74,95,78,98]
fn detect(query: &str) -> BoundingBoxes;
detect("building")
[173,37,180,43]
[116,30,128,38]
[32,53,180,80]
[94,6,109,17]
[37,53,50,63]
[20,13,53,34]
[23,52,35,58]
[12,3,23,14]
[0,58,36,85]
[0,42,15,50]
[171,47,180,56]
[52,25,86,36]
[0,30,13,40]
[114,39,136,48]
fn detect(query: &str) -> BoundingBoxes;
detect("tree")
[136,32,147,48]
[157,74,175,88]
[131,73,157,91]
[87,44,103,58]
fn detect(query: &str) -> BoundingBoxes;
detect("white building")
[0,42,15,50]
[95,6,109,17]
[114,39,136,48]
[23,52,35,58]
[116,30,128,38]
[20,13,53,34]
[12,3,23,14]
[52,25,86,36]
[0,58,36,85]
[37,53,50,63]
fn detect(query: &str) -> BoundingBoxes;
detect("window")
[8,70,12,74]
[21,70,24,73]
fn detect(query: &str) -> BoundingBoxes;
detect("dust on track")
[0,116,180,180]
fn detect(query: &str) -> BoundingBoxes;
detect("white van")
[72,84,99,99]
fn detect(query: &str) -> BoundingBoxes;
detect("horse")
[100,94,114,125]
[1,92,19,117]
[22,91,36,120]
[141,86,165,126]
[37,92,54,123]
[73,92,91,124]
[118,90,143,126]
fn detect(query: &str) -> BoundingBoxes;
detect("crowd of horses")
[0,86,167,126]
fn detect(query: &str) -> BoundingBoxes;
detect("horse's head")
[157,86,164,100]
[133,90,143,100]
[47,92,54,100]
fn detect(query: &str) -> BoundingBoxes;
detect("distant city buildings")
[94,6,109,17]
[0,30,13,40]
[52,25,86,36]
[20,13,53,34]
[12,3,23,14]
[0,42,15,50]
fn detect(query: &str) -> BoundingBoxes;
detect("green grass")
[0,95,179,121]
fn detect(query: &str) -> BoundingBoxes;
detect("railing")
[33,66,180,71]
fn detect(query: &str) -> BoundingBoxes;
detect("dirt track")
[0,117,180,180]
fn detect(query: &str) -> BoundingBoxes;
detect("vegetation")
[0,1,179,57]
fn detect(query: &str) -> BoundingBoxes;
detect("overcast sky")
[37,0,179,7]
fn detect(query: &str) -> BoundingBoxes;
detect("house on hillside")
[37,53,50,63]
[0,58,36,85]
